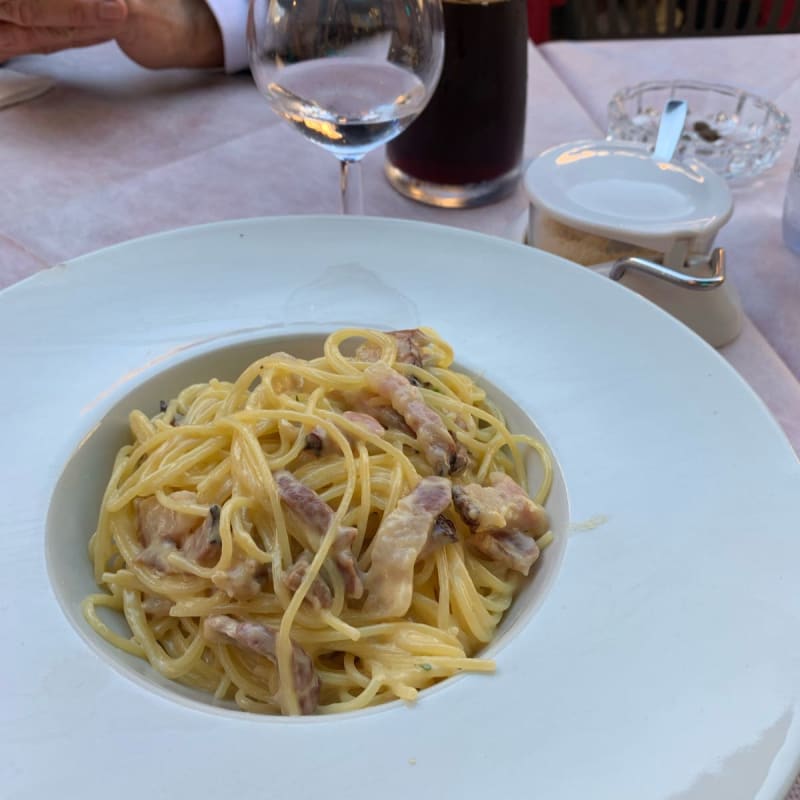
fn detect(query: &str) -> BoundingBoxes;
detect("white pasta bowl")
[45,328,570,718]
[7,215,800,799]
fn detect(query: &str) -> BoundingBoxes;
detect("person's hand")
[115,0,223,70]
[0,0,129,61]
[0,0,224,70]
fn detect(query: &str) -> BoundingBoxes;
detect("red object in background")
[528,0,566,42]
[527,0,798,40]
[759,0,797,28]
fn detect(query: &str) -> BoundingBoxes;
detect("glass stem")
[339,158,364,215]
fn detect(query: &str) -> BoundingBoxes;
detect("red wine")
[386,0,527,186]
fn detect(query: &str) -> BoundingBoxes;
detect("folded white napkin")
[0,67,54,109]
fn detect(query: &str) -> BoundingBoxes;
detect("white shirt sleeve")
[205,0,250,73]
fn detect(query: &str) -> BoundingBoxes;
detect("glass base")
[384,162,521,209]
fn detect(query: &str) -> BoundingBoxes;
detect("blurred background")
[529,0,800,42]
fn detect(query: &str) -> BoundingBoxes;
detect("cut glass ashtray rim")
[607,79,791,183]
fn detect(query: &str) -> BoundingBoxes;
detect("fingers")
[0,21,120,57]
[0,0,128,59]
[0,0,127,27]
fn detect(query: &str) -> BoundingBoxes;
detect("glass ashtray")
[608,80,791,183]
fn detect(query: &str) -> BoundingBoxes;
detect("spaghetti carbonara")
[84,327,553,715]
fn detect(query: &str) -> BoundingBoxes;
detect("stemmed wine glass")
[247,0,444,215]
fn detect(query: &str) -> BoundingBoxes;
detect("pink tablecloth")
[0,41,593,270]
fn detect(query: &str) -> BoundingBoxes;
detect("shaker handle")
[608,248,726,291]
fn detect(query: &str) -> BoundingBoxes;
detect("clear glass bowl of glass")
[608,80,791,183]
